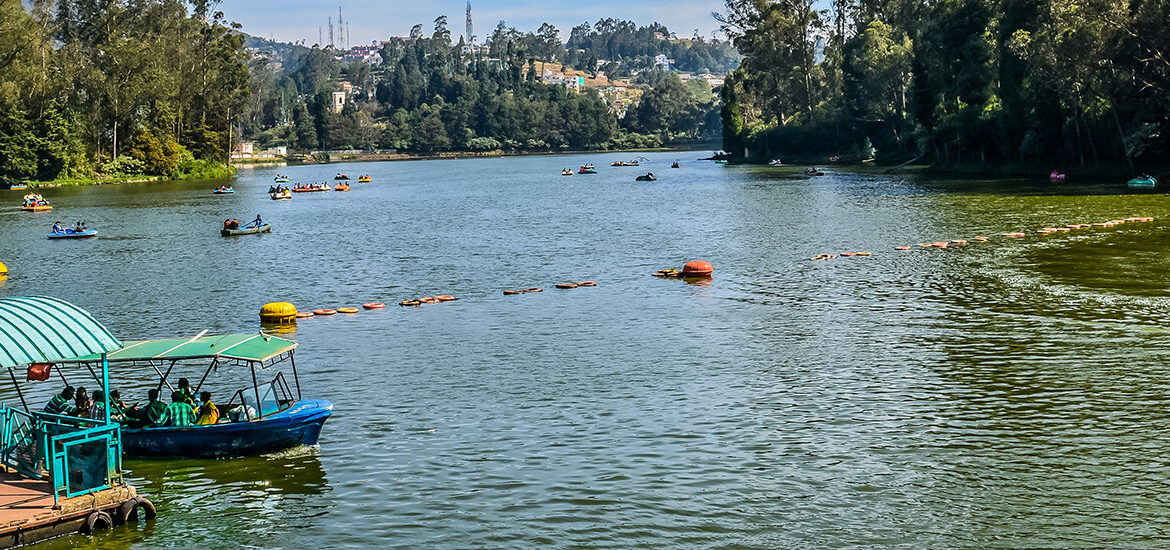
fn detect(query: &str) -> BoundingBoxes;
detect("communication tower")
[466,1,473,46]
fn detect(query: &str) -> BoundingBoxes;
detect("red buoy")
[681,260,713,278]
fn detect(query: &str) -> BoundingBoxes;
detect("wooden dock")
[0,468,148,548]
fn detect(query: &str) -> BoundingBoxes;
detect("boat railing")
[0,406,122,504]
[223,371,295,421]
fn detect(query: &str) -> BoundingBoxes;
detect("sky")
[218,0,730,47]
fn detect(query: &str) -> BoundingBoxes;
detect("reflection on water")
[3,156,1170,547]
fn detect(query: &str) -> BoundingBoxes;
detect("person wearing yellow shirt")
[196,391,219,425]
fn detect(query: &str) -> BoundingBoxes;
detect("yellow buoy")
[0,261,6,274]
[259,302,298,324]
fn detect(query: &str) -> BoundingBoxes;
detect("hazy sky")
[219,0,729,47]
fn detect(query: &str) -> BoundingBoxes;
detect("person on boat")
[196,391,219,425]
[52,221,63,234]
[224,219,232,230]
[269,186,276,193]
[108,389,132,423]
[88,390,107,422]
[251,214,263,227]
[133,388,169,428]
[229,219,240,230]
[161,391,197,427]
[44,386,75,415]
[177,378,197,405]
[73,386,92,417]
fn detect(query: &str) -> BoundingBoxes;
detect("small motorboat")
[48,228,97,239]
[10,184,27,190]
[636,172,657,182]
[292,184,331,192]
[1049,171,1067,181]
[804,167,825,176]
[270,190,292,200]
[561,169,574,176]
[221,223,272,236]
[334,174,350,180]
[671,162,680,168]
[1128,175,1158,189]
[213,186,234,194]
[274,175,289,183]
[357,175,372,183]
[335,183,351,191]
[768,159,784,166]
[578,165,597,174]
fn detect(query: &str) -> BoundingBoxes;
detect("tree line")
[0,0,248,185]
[718,0,1170,171]
[243,17,725,154]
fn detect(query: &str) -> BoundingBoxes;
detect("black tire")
[118,496,157,523]
[81,510,113,534]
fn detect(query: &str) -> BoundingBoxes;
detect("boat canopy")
[58,333,297,367]
[0,296,122,368]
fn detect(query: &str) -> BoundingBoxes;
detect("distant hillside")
[243,34,313,71]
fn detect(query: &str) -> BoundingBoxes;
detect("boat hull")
[48,230,97,239]
[1128,179,1157,189]
[221,223,272,236]
[122,399,333,458]
[213,189,235,194]
[22,206,51,212]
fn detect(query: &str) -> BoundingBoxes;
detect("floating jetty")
[0,296,155,547]
[0,470,152,547]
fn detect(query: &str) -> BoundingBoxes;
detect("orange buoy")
[894,246,912,251]
[313,309,337,316]
[435,295,457,301]
[578,281,597,287]
[419,297,441,304]
[681,260,713,278]
[399,300,420,306]
[523,287,543,293]
[555,283,578,289]
[295,312,314,318]
[337,307,359,314]
[932,241,949,248]
[503,290,522,295]
[363,302,386,309]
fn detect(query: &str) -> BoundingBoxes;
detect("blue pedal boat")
[47,228,97,239]
[57,333,332,458]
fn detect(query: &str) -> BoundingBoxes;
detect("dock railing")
[0,406,123,504]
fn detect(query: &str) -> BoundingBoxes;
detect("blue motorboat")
[122,399,332,458]
[47,228,97,239]
[57,333,332,459]
[213,187,235,194]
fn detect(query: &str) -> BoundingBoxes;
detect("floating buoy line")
[808,217,1156,262]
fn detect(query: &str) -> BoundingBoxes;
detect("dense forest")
[562,19,741,77]
[0,0,247,185]
[719,0,1170,170]
[242,17,726,154]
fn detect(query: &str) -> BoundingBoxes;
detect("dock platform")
[0,468,149,547]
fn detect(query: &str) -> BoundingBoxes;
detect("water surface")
[2,154,1168,548]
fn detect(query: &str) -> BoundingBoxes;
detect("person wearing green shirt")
[134,388,168,428]
[43,386,76,416]
[161,391,197,427]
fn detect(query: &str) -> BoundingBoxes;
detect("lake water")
[2,153,1169,548]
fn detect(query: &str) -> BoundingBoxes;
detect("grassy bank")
[24,162,236,188]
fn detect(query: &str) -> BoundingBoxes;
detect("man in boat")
[129,388,168,428]
[43,386,75,415]
[196,391,219,425]
[52,221,63,234]
[88,390,107,422]
[251,214,263,227]
[229,219,240,230]
[160,391,197,427]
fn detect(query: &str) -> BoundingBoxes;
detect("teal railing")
[0,406,122,504]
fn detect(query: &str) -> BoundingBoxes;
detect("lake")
[2,152,1169,547]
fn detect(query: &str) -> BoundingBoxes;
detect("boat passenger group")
[223,215,263,230]
[43,380,219,428]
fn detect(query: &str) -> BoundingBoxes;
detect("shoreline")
[20,164,237,189]
[237,144,722,167]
